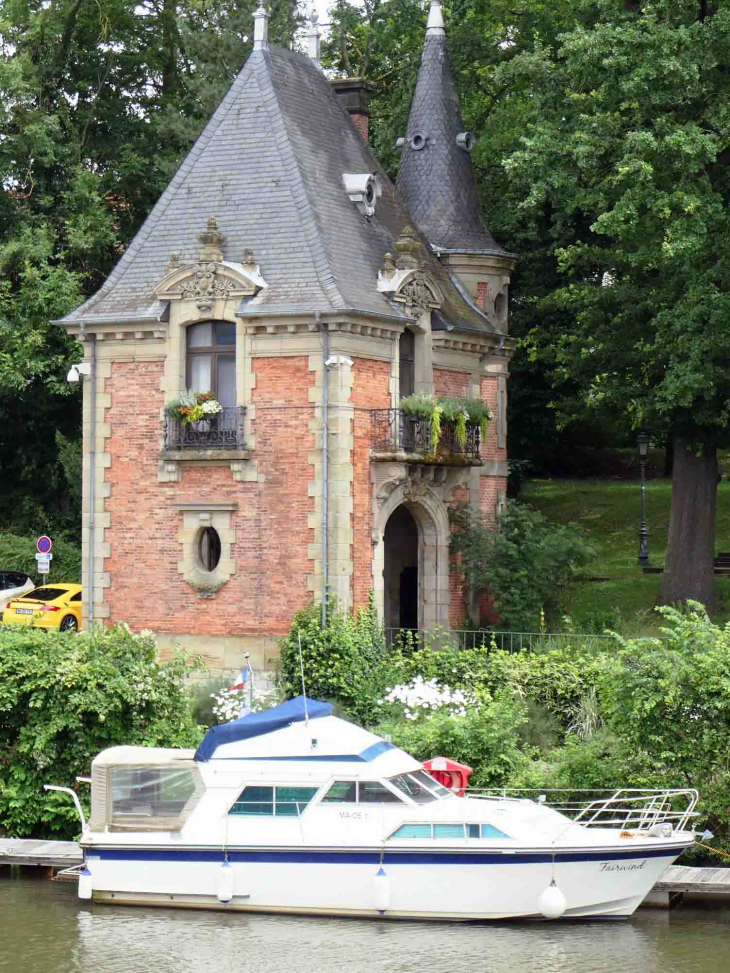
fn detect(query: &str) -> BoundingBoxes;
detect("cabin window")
[481,824,510,839]
[321,780,403,804]
[230,785,319,817]
[433,824,464,839]
[110,768,197,827]
[388,770,450,804]
[390,824,433,839]
[389,823,512,840]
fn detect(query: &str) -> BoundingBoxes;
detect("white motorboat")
[71,697,698,920]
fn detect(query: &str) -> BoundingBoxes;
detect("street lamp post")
[637,432,650,567]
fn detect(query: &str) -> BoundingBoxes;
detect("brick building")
[58,3,516,676]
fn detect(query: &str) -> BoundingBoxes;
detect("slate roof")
[395,20,510,255]
[60,43,499,335]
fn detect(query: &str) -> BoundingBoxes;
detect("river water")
[3,873,730,973]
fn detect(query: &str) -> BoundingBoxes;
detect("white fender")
[78,866,93,901]
[217,862,234,904]
[539,879,567,919]
[373,867,391,913]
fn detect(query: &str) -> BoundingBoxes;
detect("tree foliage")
[450,501,595,630]
[0,0,300,536]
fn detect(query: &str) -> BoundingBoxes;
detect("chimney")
[331,78,374,143]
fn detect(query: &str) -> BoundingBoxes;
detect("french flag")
[231,665,248,692]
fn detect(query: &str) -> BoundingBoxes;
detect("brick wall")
[434,368,470,398]
[351,358,391,611]
[103,356,315,638]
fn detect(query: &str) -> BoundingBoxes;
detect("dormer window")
[187,321,236,406]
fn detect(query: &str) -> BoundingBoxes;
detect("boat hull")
[82,842,689,921]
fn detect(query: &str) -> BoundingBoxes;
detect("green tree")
[497,0,730,608]
[450,501,595,630]
[0,0,300,536]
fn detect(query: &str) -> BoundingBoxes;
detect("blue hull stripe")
[91,847,681,866]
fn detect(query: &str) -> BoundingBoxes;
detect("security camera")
[342,173,382,218]
[244,651,250,660]
[325,356,354,369]
[67,362,92,383]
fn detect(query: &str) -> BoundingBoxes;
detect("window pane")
[357,781,403,804]
[390,824,432,839]
[188,323,213,348]
[216,322,235,346]
[322,781,357,803]
[481,824,510,839]
[434,824,464,839]
[230,785,273,816]
[217,355,236,407]
[111,768,195,820]
[411,770,451,798]
[389,774,438,804]
[189,355,212,392]
[275,786,318,816]
[467,823,480,839]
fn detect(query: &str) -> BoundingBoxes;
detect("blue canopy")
[194,696,334,762]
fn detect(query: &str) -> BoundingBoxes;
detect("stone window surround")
[176,502,237,599]
[158,276,260,484]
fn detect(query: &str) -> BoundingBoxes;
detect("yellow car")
[1,583,83,633]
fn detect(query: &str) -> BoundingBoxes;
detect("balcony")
[163,406,246,451]
[371,408,481,461]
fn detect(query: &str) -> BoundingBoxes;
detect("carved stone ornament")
[180,263,235,313]
[374,463,468,509]
[395,224,423,271]
[199,216,226,262]
[155,255,263,312]
[398,272,440,311]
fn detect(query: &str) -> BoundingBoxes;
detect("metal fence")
[371,409,481,459]
[163,406,246,450]
[383,628,668,652]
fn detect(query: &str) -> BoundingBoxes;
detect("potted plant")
[399,393,492,453]
[165,390,224,426]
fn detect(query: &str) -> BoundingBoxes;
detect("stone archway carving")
[372,469,460,631]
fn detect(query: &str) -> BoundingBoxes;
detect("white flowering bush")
[377,676,478,721]
[210,687,280,723]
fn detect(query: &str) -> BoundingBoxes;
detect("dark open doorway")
[383,505,419,632]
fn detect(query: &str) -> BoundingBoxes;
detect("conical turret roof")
[396,1,507,254]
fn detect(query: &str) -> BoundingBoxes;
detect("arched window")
[187,322,236,407]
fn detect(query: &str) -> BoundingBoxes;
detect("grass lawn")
[521,478,730,633]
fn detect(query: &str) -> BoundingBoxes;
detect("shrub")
[0,623,204,839]
[279,598,386,724]
[0,531,82,587]
[450,501,595,630]
[377,689,528,788]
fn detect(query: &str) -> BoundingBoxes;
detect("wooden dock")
[0,838,82,869]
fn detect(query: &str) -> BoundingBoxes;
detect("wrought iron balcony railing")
[371,408,480,459]
[163,406,246,450]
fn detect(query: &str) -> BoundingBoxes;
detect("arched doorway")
[383,505,419,632]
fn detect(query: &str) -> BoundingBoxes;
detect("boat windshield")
[389,770,451,804]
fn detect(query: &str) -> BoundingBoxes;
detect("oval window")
[198,527,221,572]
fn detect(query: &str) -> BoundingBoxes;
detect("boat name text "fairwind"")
[599,860,646,873]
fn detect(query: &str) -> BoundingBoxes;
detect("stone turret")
[396,0,516,328]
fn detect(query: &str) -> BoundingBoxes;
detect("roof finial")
[253,6,270,51]
[426,0,445,37]
[305,6,322,70]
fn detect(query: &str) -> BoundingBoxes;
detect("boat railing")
[466,787,699,832]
